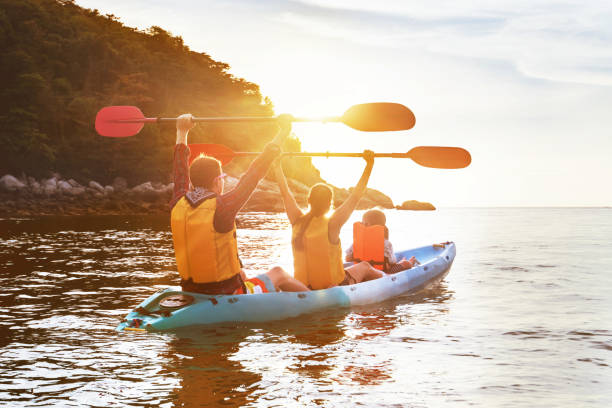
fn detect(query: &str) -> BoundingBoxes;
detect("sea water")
[0,208,610,407]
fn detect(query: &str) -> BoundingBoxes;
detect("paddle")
[94,103,416,137]
[188,143,471,169]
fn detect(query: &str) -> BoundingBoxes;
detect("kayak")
[117,242,455,332]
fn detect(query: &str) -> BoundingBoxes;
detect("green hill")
[0,0,321,185]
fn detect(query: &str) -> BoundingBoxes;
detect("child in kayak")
[345,209,418,273]
[274,152,385,290]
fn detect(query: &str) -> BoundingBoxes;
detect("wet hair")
[293,183,333,250]
[362,209,389,239]
[189,155,222,189]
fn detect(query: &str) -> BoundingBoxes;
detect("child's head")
[362,209,389,239]
[362,209,386,226]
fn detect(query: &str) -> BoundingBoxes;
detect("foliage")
[0,0,320,185]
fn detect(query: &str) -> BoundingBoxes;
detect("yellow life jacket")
[170,196,241,283]
[352,222,386,271]
[292,215,345,290]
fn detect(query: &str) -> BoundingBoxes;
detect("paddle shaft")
[188,143,471,168]
[117,116,339,124]
[231,152,414,158]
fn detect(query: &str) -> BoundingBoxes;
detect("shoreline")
[0,173,434,217]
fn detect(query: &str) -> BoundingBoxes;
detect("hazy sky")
[76,0,612,207]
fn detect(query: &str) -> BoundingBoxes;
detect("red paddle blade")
[95,106,146,137]
[189,143,236,166]
[341,103,416,132]
[408,146,472,169]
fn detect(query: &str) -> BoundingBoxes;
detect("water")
[0,208,610,407]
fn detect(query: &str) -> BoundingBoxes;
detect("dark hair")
[293,183,333,250]
[190,155,222,189]
[362,209,389,239]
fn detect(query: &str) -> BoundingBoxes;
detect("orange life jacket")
[170,196,242,284]
[352,222,387,271]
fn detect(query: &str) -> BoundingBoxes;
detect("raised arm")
[328,150,374,240]
[273,158,304,225]
[170,114,195,208]
[213,115,292,233]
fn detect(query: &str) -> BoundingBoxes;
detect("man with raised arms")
[170,114,309,295]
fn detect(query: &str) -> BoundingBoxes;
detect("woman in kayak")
[170,114,309,295]
[345,209,418,273]
[274,152,385,289]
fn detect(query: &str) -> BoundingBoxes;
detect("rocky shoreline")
[0,174,433,217]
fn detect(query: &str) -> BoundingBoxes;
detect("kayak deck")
[117,242,455,332]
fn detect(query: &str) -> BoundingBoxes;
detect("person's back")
[351,220,386,270]
[291,211,346,290]
[172,187,243,292]
[346,209,417,273]
[275,152,386,289]
[170,114,309,295]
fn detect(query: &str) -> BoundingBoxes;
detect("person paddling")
[273,151,384,289]
[170,114,309,295]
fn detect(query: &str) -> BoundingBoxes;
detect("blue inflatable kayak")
[117,242,455,332]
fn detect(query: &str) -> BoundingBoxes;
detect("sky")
[76,0,612,207]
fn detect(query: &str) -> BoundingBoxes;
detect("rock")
[287,178,310,196]
[67,179,82,188]
[132,181,154,194]
[396,200,436,211]
[104,185,114,195]
[57,180,72,193]
[89,181,104,192]
[42,177,58,195]
[70,187,86,196]
[0,175,27,191]
[162,183,174,194]
[244,190,285,212]
[112,177,128,192]
[364,188,395,209]
[131,182,160,201]
[42,177,57,189]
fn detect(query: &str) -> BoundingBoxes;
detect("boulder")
[364,188,394,209]
[0,174,27,191]
[244,190,285,212]
[131,182,160,201]
[287,178,310,196]
[67,179,81,188]
[69,187,86,196]
[57,180,73,193]
[104,185,114,195]
[112,177,128,192]
[89,181,104,192]
[162,183,174,194]
[42,177,58,195]
[132,181,154,194]
[396,200,436,211]
[27,176,39,188]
